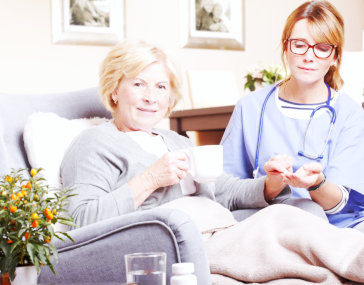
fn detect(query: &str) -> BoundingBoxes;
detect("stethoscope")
[253,82,337,178]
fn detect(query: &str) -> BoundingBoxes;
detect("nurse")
[221,0,364,231]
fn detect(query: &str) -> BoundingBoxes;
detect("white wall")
[0,0,363,107]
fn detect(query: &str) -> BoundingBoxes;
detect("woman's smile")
[137,107,157,113]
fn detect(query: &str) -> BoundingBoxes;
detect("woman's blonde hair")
[99,41,183,116]
[281,0,344,90]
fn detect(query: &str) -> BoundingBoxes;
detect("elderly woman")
[61,41,298,227]
[61,41,364,284]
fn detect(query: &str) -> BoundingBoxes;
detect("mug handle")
[183,149,195,178]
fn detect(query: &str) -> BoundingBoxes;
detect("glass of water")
[124,252,166,285]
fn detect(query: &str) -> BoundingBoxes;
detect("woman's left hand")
[285,162,323,189]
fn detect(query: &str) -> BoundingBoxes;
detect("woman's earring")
[113,97,118,104]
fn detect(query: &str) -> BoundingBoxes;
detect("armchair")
[0,88,211,284]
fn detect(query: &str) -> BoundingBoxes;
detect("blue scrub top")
[221,85,364,228]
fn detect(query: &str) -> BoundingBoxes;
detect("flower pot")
[11,265,38,285]
[0,272,11,285]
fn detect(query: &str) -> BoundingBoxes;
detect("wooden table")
[169,105,234,145]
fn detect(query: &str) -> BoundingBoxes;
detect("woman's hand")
[128,151,189,208]
[285,162,323,189]
[145,151,189,189]
[263,155,293,201]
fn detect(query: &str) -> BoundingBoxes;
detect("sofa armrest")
[38,207,211,285]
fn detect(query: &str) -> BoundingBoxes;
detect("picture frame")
[51,0,125,45]
[180,0,244,50]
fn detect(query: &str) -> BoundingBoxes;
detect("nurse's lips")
[298,66,316,71]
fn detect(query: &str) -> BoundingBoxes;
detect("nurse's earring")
[113,97,118,104]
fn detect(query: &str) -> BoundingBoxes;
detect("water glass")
[124,252,166,285]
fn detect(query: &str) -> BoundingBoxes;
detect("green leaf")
[0,240,10,256]
[36,246,48,264]
[57,219,76,227]
[47,257,56,276]
[53,233,65,242]
[18,227,26,238]
[34,257,40,274]
[57,232,75,243]
[48,243,58,262]
[10,240,22,254]
[8,257,17,281]
[26,243,36,264]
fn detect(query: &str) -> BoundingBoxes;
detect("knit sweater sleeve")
[214,173,269,210]
[60,123,137,227]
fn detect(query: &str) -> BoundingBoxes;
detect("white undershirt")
[126,131,197,195]
[126,131,168,157]
[274,87,348,214]
[274,86,338,119]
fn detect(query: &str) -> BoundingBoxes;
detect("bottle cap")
[172,262,194,275]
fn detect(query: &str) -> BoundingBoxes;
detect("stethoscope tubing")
[253,82,336,178]
[253,85,277,178]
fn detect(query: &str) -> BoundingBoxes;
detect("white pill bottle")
[170,262,197,285]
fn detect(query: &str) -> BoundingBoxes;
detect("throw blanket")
[162,197,364,285]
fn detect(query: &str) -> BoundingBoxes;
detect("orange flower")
[32,220,39,228]
[9,205,17,213]
[30,169,37,177]
[31,213,39,220]
[44,208,54,220]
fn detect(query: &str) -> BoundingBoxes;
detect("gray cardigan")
[61,122,270,227]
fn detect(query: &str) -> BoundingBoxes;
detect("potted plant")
[244,64,286,91]
[0,168,75,283]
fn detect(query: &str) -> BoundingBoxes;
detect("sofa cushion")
[0,88,112,176]
[23,112,109,188]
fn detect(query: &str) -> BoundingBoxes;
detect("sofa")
[0,88,212,284]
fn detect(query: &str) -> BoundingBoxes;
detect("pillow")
[24,112,109,188]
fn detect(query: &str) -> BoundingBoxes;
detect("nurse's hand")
[285,162,322,189]
[263,155,293,201]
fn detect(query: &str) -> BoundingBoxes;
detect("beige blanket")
[205,204,364,285]
[162,197,364,285]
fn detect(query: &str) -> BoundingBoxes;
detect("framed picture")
[180,0,244,50]
[51,0,125,45]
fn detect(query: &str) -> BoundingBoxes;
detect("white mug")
[184,145,223,183]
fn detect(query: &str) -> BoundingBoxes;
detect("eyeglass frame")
[286,38,336,59]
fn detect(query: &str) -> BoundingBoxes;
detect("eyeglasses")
[287,39,336,59]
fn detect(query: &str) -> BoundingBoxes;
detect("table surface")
[169,105,234,145]
[169,105,234,134]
